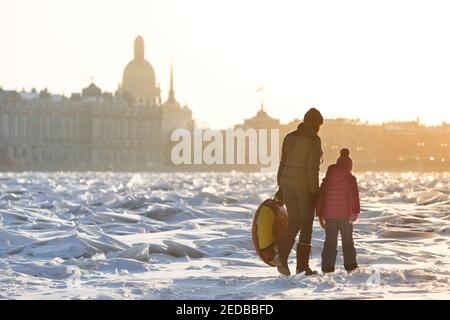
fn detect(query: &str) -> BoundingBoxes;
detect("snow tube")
[252,199,288,267]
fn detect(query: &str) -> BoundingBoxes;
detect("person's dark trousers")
[321,219,357,272]
[277,188,316,276]
[281,188,315,246]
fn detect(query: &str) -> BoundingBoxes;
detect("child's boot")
[321,250,337,274]
[345,263,359,273]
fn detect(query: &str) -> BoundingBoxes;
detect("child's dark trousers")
[321,218,357,272]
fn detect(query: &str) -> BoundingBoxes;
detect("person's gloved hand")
[319,217,326,229]
[349,214,358,224]
[274,188,284,204]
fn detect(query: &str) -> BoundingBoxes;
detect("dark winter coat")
[277,123,322,194]
[316,164,360,219]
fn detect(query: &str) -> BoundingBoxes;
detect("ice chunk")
[109,244,150,262]
[163,240,206,258]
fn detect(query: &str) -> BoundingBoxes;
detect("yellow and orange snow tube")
[252,199,288,267]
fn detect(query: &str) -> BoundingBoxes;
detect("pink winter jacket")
[316,164,360,219]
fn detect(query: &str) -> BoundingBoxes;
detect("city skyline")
[2,0,450,129]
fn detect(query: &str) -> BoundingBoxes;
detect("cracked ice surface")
[0,171,449,300]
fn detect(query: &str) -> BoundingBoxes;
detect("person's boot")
[345,263,359,274]
[321,250,337,274]
[296,243,318,276]
[321,267,335,274]
[274,233,295,276]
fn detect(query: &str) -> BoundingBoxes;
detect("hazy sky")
[1,0,450,128]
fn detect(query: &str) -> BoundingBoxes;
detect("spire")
[169,61,175,98]
[134,36,145,60]
[257,86,264,112]
[167,60,176,103]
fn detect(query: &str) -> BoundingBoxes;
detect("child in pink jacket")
[316,148,360,273]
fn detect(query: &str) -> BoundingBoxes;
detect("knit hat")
[336,148,353,172]
[303,108,324,127]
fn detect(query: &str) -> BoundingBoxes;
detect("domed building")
[82,82,102,98]
[121,36,159,105]
[0,35,194,170]
[240,104,281,130]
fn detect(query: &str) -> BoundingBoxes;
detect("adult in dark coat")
[274,108,323,276]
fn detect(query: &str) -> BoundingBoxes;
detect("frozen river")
[0,172,449,299]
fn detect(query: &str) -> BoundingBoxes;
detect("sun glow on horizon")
[1,0,450,129]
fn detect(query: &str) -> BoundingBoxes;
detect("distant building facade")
[0,36,193,170]
[235,109,450,172]
[2,36,450,171]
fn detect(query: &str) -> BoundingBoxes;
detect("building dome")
[82,83,101,97]
[122,36,156,105]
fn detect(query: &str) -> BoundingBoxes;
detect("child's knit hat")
[336,148,353,172]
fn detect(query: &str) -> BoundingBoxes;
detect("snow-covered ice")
[0,171,449,300]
